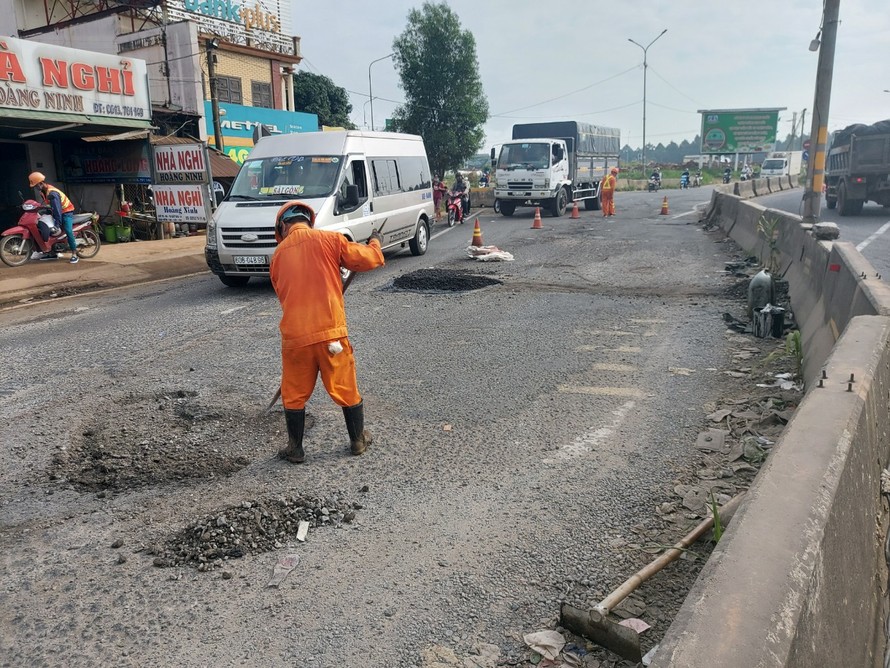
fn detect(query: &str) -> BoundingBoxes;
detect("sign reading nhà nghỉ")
[153,185,210,223]
[153,144,210,184]
[0,36,149,124]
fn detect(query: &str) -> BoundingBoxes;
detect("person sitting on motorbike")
[29,171,79,263]
[723,166,732,182]
[452,173,469,219]
[681,169,690,187]
[650,169,661,186]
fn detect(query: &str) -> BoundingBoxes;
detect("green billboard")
[699,108,784,154]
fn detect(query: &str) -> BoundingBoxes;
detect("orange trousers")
[601,191,615,216]
[281,337,362,410]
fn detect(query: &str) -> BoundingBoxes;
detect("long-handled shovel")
[263,221,386,414]
[560,492,746,662]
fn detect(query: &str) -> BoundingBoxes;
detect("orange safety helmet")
[28,171,46,187]
[274,200,315,242]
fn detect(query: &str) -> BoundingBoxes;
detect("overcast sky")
[291,0,889,152]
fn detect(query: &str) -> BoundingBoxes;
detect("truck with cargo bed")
[825,120,890,216]
[491,121,620,217]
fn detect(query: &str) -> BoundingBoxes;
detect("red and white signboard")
[153,143,210,184]
[0,35,150,124]
[153,185,210,224]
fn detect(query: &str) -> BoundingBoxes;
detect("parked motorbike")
[647,176,661,192]
[446,191,466,226]
[692,172,702,187]
[0,199,100,267]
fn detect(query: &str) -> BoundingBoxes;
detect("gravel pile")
[149,493,360,571]
[392,268,502,292]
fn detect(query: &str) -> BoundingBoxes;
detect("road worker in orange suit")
[269,201,385,464]
[600,167,618,217]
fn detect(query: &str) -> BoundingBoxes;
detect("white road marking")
[220,305,248,315]
[545,400,636,462]
[558,385,646,397]
[855,221,890,252]
[671,209,698,219]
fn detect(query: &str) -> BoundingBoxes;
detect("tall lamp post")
[368,52,394,131]
[628,29,667,174]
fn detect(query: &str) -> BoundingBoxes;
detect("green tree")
[391,2,488,178]
[293,71,354,129]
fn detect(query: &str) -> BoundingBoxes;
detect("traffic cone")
[471,217,483,246]
[570,201,580,219]
[531,207,543,229]
[660,196,669,215]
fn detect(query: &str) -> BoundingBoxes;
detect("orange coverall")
[270,223,384,410]
[600,173,616,217]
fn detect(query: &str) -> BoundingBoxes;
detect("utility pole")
[799,109,808,150]
[206,38,224,152]
[628,29,667,173]
[790,111,797,150]
[802,0,840,224]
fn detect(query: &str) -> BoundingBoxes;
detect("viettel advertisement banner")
[0,35,150,126]
[206,101,318,163]
[700,110,781,154]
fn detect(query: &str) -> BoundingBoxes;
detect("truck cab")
[493,139,570,217]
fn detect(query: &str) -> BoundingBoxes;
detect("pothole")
[49,389,262,491]
[391,268,502,292]
[148,493,361,570]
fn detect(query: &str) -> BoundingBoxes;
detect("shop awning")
[0,108,153,141]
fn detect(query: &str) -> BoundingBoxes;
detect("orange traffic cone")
[570,201,580,219]
[531,207,543,229]
[471,217,484,246]
[660,196,669,215]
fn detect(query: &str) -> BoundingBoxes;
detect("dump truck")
[491,121,620,217]
[825,120,890,216]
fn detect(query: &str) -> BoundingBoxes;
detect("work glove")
[368,229,383,246]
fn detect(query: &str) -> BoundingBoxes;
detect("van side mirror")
[490,147,496,162]
[344,184,359,207]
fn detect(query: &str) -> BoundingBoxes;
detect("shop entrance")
[0,142,29,232]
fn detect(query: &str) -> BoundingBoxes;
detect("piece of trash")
[466,245,514,261]
[296,520,309,542]
[695,429,729,453]
[266,553,299,588]
[618,617,651,634]
[443,424,453,432]
[642,644,660,666]
[522,630,565,660]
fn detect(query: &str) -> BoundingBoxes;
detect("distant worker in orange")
[600,167,618,217]
[269,201,385,464]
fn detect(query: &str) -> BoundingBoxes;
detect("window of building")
[215,75,242,104]
[251,81,273,108]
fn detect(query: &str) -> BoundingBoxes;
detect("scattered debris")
[466,245,514,261]
[523,630,566,660]
[296,520,309,542]
[267,554,300,588]
[618,618,651,634]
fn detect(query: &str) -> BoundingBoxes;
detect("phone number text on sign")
[92,102,147,118]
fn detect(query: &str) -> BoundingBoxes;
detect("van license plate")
[234,255,267,265]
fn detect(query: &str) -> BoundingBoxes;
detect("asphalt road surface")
[0,187,781,667]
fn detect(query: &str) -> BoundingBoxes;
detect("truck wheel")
[219,274,250,287]
[584,198,599,211]
[837,183,863,216]
[493,199,500,214]
[499,201,516,217]
[550,188,568,217]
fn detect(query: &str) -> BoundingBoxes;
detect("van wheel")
[219,274,250,287]
[409,219,429,256]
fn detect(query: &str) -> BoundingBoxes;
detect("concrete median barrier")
[655,189,890,666]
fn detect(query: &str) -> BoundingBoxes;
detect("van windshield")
[498,143,549,170]
[230,155,343,199]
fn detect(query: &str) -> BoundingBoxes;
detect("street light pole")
[368,53,394,131]
[628,29,667,174]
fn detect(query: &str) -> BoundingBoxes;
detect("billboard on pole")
[698,108,785,154]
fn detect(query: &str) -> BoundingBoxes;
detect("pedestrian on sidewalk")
[270,200,385,464]
[600,167,618,217]
[29,172,79,263]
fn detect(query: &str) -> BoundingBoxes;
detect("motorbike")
[722,171,732,184]
[0,199,100,267]
[680,173,690,189]
[446,190,466,226]
[692,172,702,187]
[647,176,661,192]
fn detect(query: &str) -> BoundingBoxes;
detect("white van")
[205,130,434,287]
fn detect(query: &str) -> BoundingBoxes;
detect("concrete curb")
[655,185,890,666]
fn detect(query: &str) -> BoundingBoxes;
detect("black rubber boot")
[342,401,372,456]
[278,409,305,463]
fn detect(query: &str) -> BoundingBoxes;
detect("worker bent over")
[600,167,618,217]
[269,201,385,463]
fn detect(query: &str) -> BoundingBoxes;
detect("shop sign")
[165,0,293,55]
[62,140,152,184]
[206,101,318,163]
[153,143,210,184]
[0,36,150,124]
[153,184,211,223]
